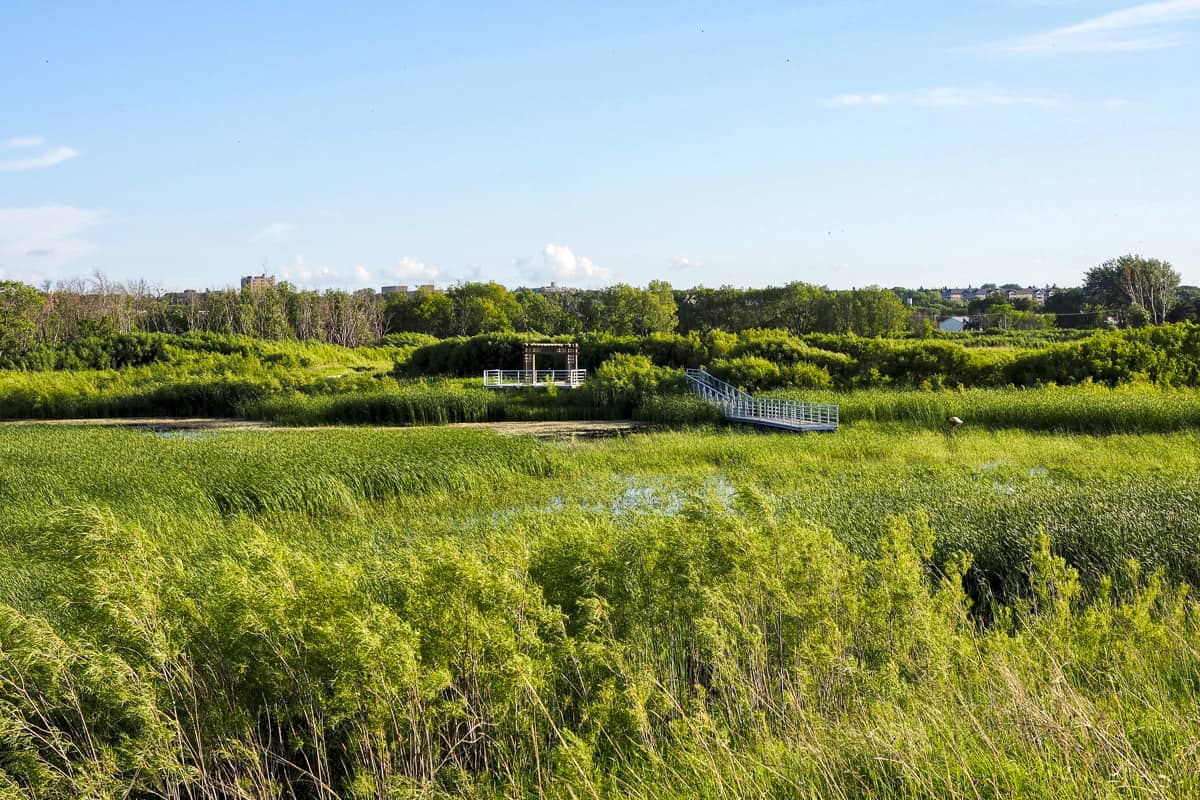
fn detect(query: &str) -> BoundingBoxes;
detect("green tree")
[587,283,678,335]
[1117,254,1180,325]
[818,287,909,336]
[449,282,521,335]
[1044,288,1106,329]
[1085,254,1180,325]
[641,280,679,334]
[1083,261,1127,312]
[513,288,577,334]
[1168,286,1200,323]
[0,281,43,366]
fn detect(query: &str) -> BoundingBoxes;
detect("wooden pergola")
[521,342,578,381]
[483,342,586,389]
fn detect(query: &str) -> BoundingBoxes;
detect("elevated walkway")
[484,369,586,388]
[685,368,838,432]
[485,342,585,389]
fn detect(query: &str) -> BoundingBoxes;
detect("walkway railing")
[484,369,587,388]
[685,368,838,432]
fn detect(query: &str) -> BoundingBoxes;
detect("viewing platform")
[484,369,587,388]
[485,341,586,389]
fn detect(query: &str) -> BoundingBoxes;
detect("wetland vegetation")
[2,424,1200,797]
[3,323,1200,797]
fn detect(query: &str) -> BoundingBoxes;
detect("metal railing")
[685,368,839,431]
[685,367,753,404]
[483,369,587,388]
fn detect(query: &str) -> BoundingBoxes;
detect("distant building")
[939,316,968,332]
[241,274,276,290]
[164,289,200,303]
[940,286,1055,305]
[532,281,575,296]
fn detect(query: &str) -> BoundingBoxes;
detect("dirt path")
[0,417,652,439]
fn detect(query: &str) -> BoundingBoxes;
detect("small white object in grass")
[948,416,964,428]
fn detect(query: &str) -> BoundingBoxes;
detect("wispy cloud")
[0,137,80,171]
[0,205,101,276]
[828,88,1060,108]
[251,222,298,242]
[828,94,890,107]
[989,0,1200,53]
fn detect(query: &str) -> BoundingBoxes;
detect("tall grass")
[1,426,1199,797]
[759,383,1200,433]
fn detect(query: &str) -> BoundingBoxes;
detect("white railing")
[685,368,838,431]
[483,369,587,388]
[721,396,839,429]
[685,367,753,404]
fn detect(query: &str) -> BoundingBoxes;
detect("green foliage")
[590,353,679,410]
[710,355,832,391]
[0,281,43,368]
[2,426,1200,796]
[5,327,1200,433]
[1087,253,1182,325]
[781,383,1200,433]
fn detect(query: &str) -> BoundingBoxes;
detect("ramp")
[685,368,838,432]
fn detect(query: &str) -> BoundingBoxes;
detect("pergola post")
[523,347,536,384]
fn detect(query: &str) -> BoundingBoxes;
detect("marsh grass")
[1,426,1199,797]
[762,382,1200,433]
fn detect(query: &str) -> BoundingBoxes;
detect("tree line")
[0,255,1193,360]
[0,276,914,357]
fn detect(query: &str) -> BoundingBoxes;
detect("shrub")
[710,356,781,392]
[590,354,679,411]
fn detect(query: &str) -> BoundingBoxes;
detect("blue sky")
[2,0,1198,291]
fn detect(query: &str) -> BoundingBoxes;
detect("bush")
[590,354,680,411]
[710,356,781,392]
[781,362,834,389]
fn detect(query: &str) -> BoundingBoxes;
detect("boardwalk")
[483,369,586,388]
[686,368,838,432]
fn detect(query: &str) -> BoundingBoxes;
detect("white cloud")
[251,222,298,242]
[989,0,1200,53]
[384,256,440,284]
[827,88,1060,108]
[0,205,101,276]
[539,243,611,285]
[671,256,702,271]
[278,256,345,288]
[278,255,438,289]
[0,137,79,171]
